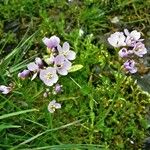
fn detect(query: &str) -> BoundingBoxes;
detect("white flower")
[48,100,61,113]
[133,42,147,57]
[108,32,126,48]
[124,29,141,41]
[57,42,76,61]
[0,85,11,94]
[124,29,143,47]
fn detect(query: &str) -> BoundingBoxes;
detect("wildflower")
[27,57,43,80]
[124,29,143,47]
[123,60,137,74]
[53,83,63,94]
[40,67,58,86]
[133,42,147,57]
[54,55,72,75]
[18,70,30,79]
[27,57,43,72]
[48,100,61,113]
[42,35,60,49]
[108,32,126,47]
[35,57,43,68]
[57,42,76,60]
[118,48,129,58]
[0,85,11,94]
[124,29,141,41]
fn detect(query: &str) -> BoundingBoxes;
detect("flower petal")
[66,50,76,60]
[63,42,70,51]
[27,62,39,72]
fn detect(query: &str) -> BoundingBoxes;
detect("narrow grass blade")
[0,109,38,120]
[20,144,106,150]
[0,124,21,132]
[14,119,83,149]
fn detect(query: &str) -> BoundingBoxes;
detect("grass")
[0,0,150,149]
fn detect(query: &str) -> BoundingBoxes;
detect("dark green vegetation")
[0,0,150,149]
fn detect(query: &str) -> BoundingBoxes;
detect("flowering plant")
[108,29,147,74]
[16,35,82,113]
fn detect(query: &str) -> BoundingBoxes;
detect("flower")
[123,60,137,74]
[108,32,126,47]
[18,70,30,79]
[0,85,11,94]
[27,57,43,80]
[48,100,61,113]
[53,83,63,94]
[42,35,60,49]
[40,67,58,86]
[133,42,147,57]
[57,42,76,60]
[124,29,141,41]
[54,55,72,75]
[124,29,143,47]
[118,48,129,58]
[27,57,43,72]
[35,57,43,68]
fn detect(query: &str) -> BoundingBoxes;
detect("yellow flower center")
[45,73,52,79]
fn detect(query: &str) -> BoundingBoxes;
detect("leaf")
[0,109,38,120]
[69,64,83,72]
[0,124,21,132]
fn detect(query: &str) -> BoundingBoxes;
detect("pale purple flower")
[133,42,147,57]
[40,67,58,86]
[18,70,30,79]
[124,29,141,41]
[53,84,63,94]
[108,32,126,48]
[54,55,72,76]
[27,57,43,72]
[35,57,43,68]
[118,48,129,58]
[123,60,137,74]
[42,35,60,49]
[27,62,39,72]
[124,29,143,47]
[27,57,43,80]
[57,42,76,60]
[48,100,61,113]
[0,85,11,94]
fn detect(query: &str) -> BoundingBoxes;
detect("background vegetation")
[0,0,150,149]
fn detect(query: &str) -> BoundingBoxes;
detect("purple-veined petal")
[62,42,70,51]
[27,62,39,72]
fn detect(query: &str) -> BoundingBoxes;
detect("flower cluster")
[18,35,76,85]
[108,29,147,74]
[18,35,76,113]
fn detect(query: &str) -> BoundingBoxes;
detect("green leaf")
[0,124,21,132]
[0,109,38,120]
[69,64,83,72]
